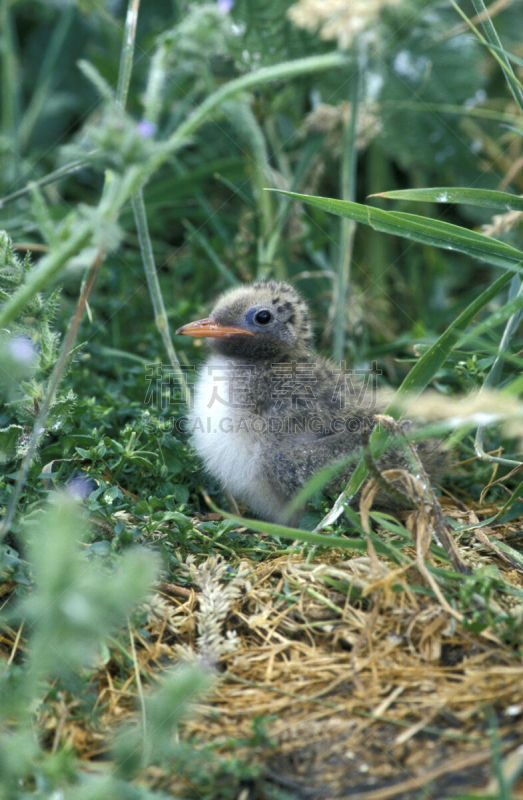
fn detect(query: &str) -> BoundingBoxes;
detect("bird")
[176,280,445,525]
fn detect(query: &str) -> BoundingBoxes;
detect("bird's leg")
[373,416,470,575]
[225,489,241,517]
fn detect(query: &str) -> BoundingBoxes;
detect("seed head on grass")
[176,556,251,666]
[288,0,402,49]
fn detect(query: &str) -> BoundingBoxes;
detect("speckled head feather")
[208,280,313,360]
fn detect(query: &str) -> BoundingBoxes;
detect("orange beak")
[175,317,254,338]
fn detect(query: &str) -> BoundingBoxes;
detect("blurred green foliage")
[0,0,522,797]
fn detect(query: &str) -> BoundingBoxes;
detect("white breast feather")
[190,355,268,510]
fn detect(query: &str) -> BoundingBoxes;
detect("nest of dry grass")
[26,499,520,800]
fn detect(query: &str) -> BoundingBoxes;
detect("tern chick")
[177,281,445,524]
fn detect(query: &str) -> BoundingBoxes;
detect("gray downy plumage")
[177,281,446,524]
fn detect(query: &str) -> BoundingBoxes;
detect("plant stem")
[224,100,275,276]
[333,63,360,362]
[125,0,189,402]
[128,619,148,762]
[0,52,349,328]
[156,52,350,172]
[143,32,170,126]
[131,191,191,405]
[0,249,105,539]
[117,0,141,108]
[264,135,325,269]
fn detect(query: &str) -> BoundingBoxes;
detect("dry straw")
[22,504,522,797]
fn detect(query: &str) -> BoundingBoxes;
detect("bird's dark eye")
[254,309,273,325]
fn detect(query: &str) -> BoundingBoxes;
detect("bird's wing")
[260,412,447,507]
[260,424,366,501]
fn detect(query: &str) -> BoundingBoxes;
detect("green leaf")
[369,187,523,212]
[0,425,24,464]
[270,191,523,273]
[19,493,159,680]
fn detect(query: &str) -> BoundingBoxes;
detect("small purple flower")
[217,0,234,13]
[66,474,96,501]
[8,336,36,365]
[137,119,157,139]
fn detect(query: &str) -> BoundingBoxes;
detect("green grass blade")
[396,272,514,397]
[18,6,74,148]
[470,0,523,113]
[132,190,190,406]
[206,499,367,550]
[450,0,523,114]
[0,155,98,207]
[480,42,523,69]
[116,0,141,108]
[270,191,523,273]
[183,219,239,286]
[369,187,523,212]
[283,452,361,520]
[334,64,360,362]
[457,291,523,345]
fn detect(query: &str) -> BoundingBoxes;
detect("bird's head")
[176,281,313,360]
